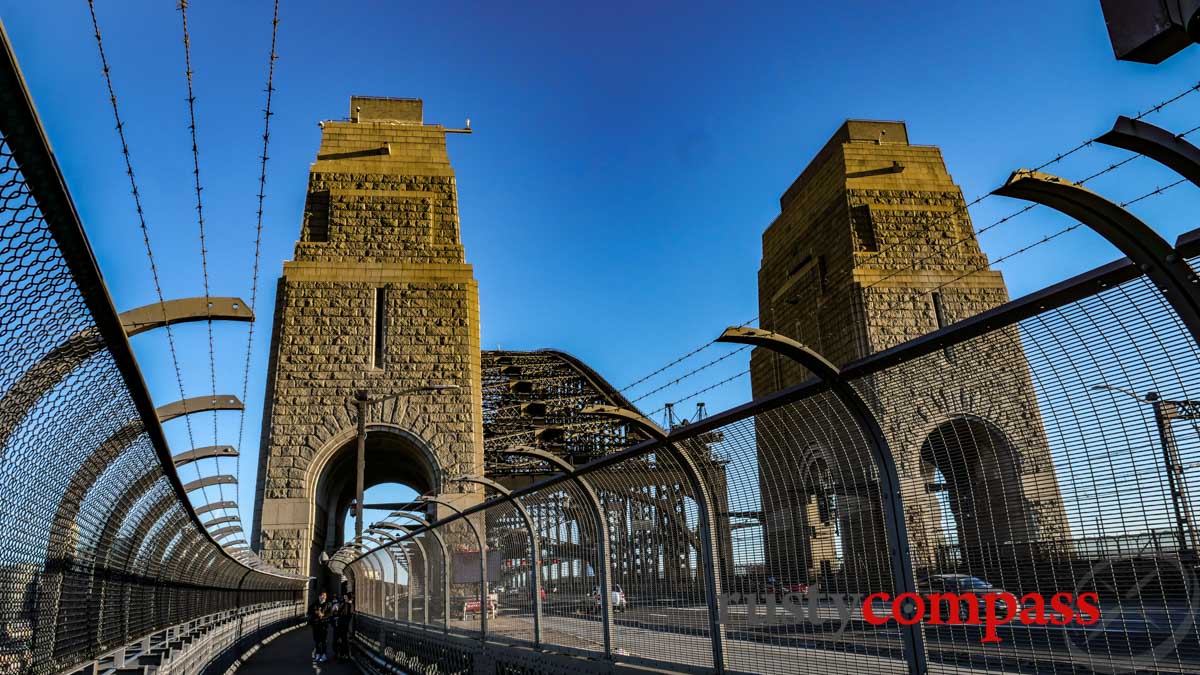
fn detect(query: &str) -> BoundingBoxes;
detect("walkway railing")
[339,172,1200,672]
[0,23,304,675]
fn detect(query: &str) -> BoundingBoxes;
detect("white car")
[592,584,627,612]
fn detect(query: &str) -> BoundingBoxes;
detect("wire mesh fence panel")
[858,272,1200,673]
[0,77,303,674]
[688,391,915,674]
[523,481,606,657]
[485,500,536,645]
[585,450,716,670]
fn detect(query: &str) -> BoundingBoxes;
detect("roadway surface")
[237,624,360,674]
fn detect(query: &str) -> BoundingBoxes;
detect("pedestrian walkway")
[237,625,360,674]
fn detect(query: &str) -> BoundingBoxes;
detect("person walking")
[333,591,354,659]
[308,590,332,662]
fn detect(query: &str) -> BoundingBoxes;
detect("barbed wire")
[619,316,757,393]
[87,1,206,503]
[235,0,281,528]
[630,345,750,403]
[929,177,1191,295]
[177,0,226,512]
[646,369,751,418]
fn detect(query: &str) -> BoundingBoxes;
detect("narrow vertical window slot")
[931,291,954,362]
[373,287,387,369]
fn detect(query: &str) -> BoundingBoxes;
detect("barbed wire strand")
[87,1,207,506]
[177,0,227,514]
[235,0,281,535]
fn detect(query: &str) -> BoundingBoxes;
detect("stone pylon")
[751,121,1067,590]
[252,98,484,580]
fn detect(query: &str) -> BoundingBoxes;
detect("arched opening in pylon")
[918,415,1031,581]
[310,425,440,595]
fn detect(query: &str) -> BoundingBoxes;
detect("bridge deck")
[238,625,361,674]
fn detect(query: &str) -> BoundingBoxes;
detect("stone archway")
[918,415,1034,580]
[305,424,442,594]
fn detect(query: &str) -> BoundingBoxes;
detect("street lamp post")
[353,384,459,542]
[1093,384,1200,558]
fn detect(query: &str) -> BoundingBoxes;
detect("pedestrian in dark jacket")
[308,591,332,662]
[333,592,354,659]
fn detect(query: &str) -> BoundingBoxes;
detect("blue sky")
[4,2,1200,540]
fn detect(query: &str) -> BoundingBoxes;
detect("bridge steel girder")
[456,474,543,648]
[119,296,254,337]
[173,445,238,467]
[716,327,928,675]
[0,300,249,460]
[580,405,728,673]
[377,512,451,630]
[994,170,1200,349]
[1097,116,1200,189]
[418,495,491,640]
[499,445,614,660]
[157,395,244,423]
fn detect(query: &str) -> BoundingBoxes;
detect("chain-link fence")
[0,30,303,675]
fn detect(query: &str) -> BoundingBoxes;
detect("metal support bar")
[202,515,239,529]
[368,529,412,621]
[157,395,244,423]
[500,446,614,659]
[119,296,254,337]
[456,474,543,648]
[182,475,237,493]
[716,327,929,675]
[1097,115,1200,189]
[362,534,399,619]
[420,495,489,640]
[172,445,238,467]
[994,170,1200,349]
[209,525,243,540]
[581,406,728,673]
[195,501,238,517]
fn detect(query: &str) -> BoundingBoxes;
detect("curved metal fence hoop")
[377,512,451,631]
[1097,116,1200,189]
[995,170,1200,349]
[420,494,490,640]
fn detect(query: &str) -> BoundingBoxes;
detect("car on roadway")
[917,574,1013,616]
[592,584,627,612]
